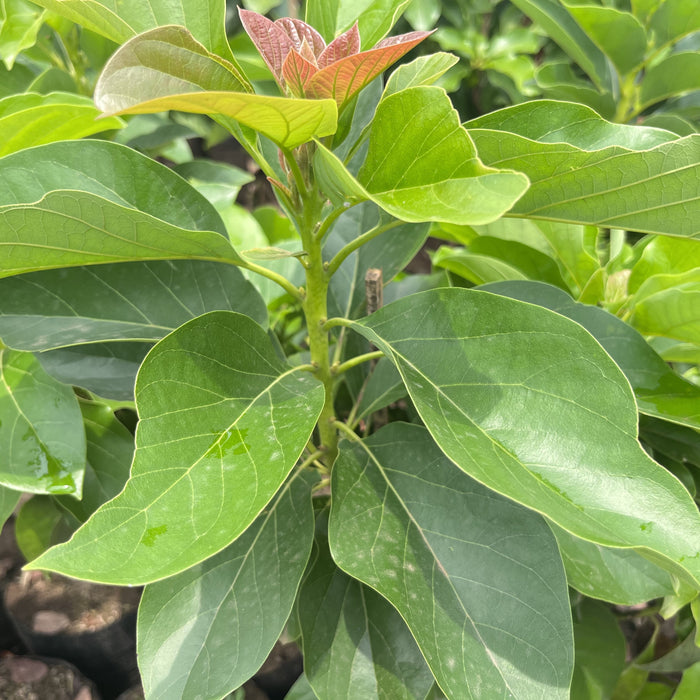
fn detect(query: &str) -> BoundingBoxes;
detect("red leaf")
[275,17,326,59]
[282,50,319,98]
[238,9,295,85]
[306,31,433,108]
[317,23,360,68]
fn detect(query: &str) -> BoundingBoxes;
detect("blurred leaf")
[649,0,700,48]
[640,53,700,112]
[0,0,46,69]
[15,495,75,561]
[0,486,20,529]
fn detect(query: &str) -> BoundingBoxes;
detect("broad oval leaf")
[0,139,228,236]
[0,190,242,279]
[29,0,235,61]
[347,288,700,587]
[355,86,529,225]
[27,311,324,584]
[0,260,267,351]
[639,53,700,113]
[329,424,573,699]
[649,0,700,49]
[95,26,337,149]
[138,471,316,700]
[382,52,460,97]
[467,101,700,238]
[0,349,85,495]
[0,92,124,157]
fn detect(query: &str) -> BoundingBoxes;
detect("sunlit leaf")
[0,0,46,69]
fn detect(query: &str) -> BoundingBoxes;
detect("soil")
[0,655,99,700]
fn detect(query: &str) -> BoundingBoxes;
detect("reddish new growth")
[239,9,432,110]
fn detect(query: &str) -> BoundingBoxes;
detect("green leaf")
[347,288,700,587]
[552,525,676,605]
[639,416,700,470]
[649,0,700,49]
[629,236,700,293]
[0,190,242,278]
[173,160,254,209]
[0,0,45,69]
[0,260,267,351]
[0,61,35,98]
[29,0,235,61]
[570,599,626,700]
[467,101,700,238]
[382,52,459,97]
[480,280,700,429]
[95,26,337,149]
[0,93,124,157]
[0,349,85,495]
[639,53,700,112]
[0,485,20,529]
[55,400,134,523]
[298,504,435,700]
[305,0,411,49]
[329,423,573,699]
[433,246,529,285]
[27,312,324,584]
[675,662,700,700]
[0,140,228,236]
[138,470,316,700]
[355,357,405,421]
[15,495,76,561]
[356,87,528,225]
[510,0,611,90]
[563,2,647,76]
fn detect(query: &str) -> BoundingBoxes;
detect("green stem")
[326,219,402,277]
[236,259,304,301]
[315,203,352,243]
[333,420,362,442]
[614,72,639,123]
[298,449,326,473]
[333,351,384,375]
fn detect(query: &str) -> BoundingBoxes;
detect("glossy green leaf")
[433,246,528,285]
[305,0,411,49]
[0,0,45,69]
[0,190,242,279]
[138,471,316,700]
[56,400,134,524]
[28,312,324,584]
[649,0,700,48]
[347,288,700,587]
[298,504,435,700]
[0,485,20,529]
[95,26,337,149]
[0,93,124,157]
[570,599,626,700]
[329,424,573,699]
[29,0,235,60]
[639,53,700,111]
[0,349,85,495]
[15,495,75,561]
[563,2,647,76]
[552,525,676,605]
[0,140,228,236]
[382,52,459,97]
[0,260,267,351]
[480,280,700,429]
[355,87,529,225]
[467,101,700,238]
[510,0,611,90]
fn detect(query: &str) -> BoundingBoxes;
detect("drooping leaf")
[95,25,337,149]
[0,140,228,236]
[0,349,85,495]
[0,260,267,351]
[480,280,700,430]
[138,470,316,700]
[329,424,573,699]
[298,504,435,700]
[28,0,235,61]
[562,2,647,76]
[467,101,700,238]
[347,288,700,587]
[0,93,124,157]
[0,0,45,69]
[349,86,529,225]
[27,312,324,584]
[639,53,700,112]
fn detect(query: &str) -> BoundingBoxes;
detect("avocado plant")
[1,1,700,698]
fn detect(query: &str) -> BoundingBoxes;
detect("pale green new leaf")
[27,312,324,583]
[629,236,700,293]
[298,506,435,700]
[0,349,85,495]
[138,471,316,700]
[329,424,573,699]
[347,289,700,587]
[382,52,460,97]
[0,0,45,69]
[0,140,228,236]
[355,87,528,225]
[95,26,337,149]
[0,260,267,351]
[0,93,124,157]
[467,101,700,237]
[0,190,243,279]
[562,2,647,76]
[29,0,235,61]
